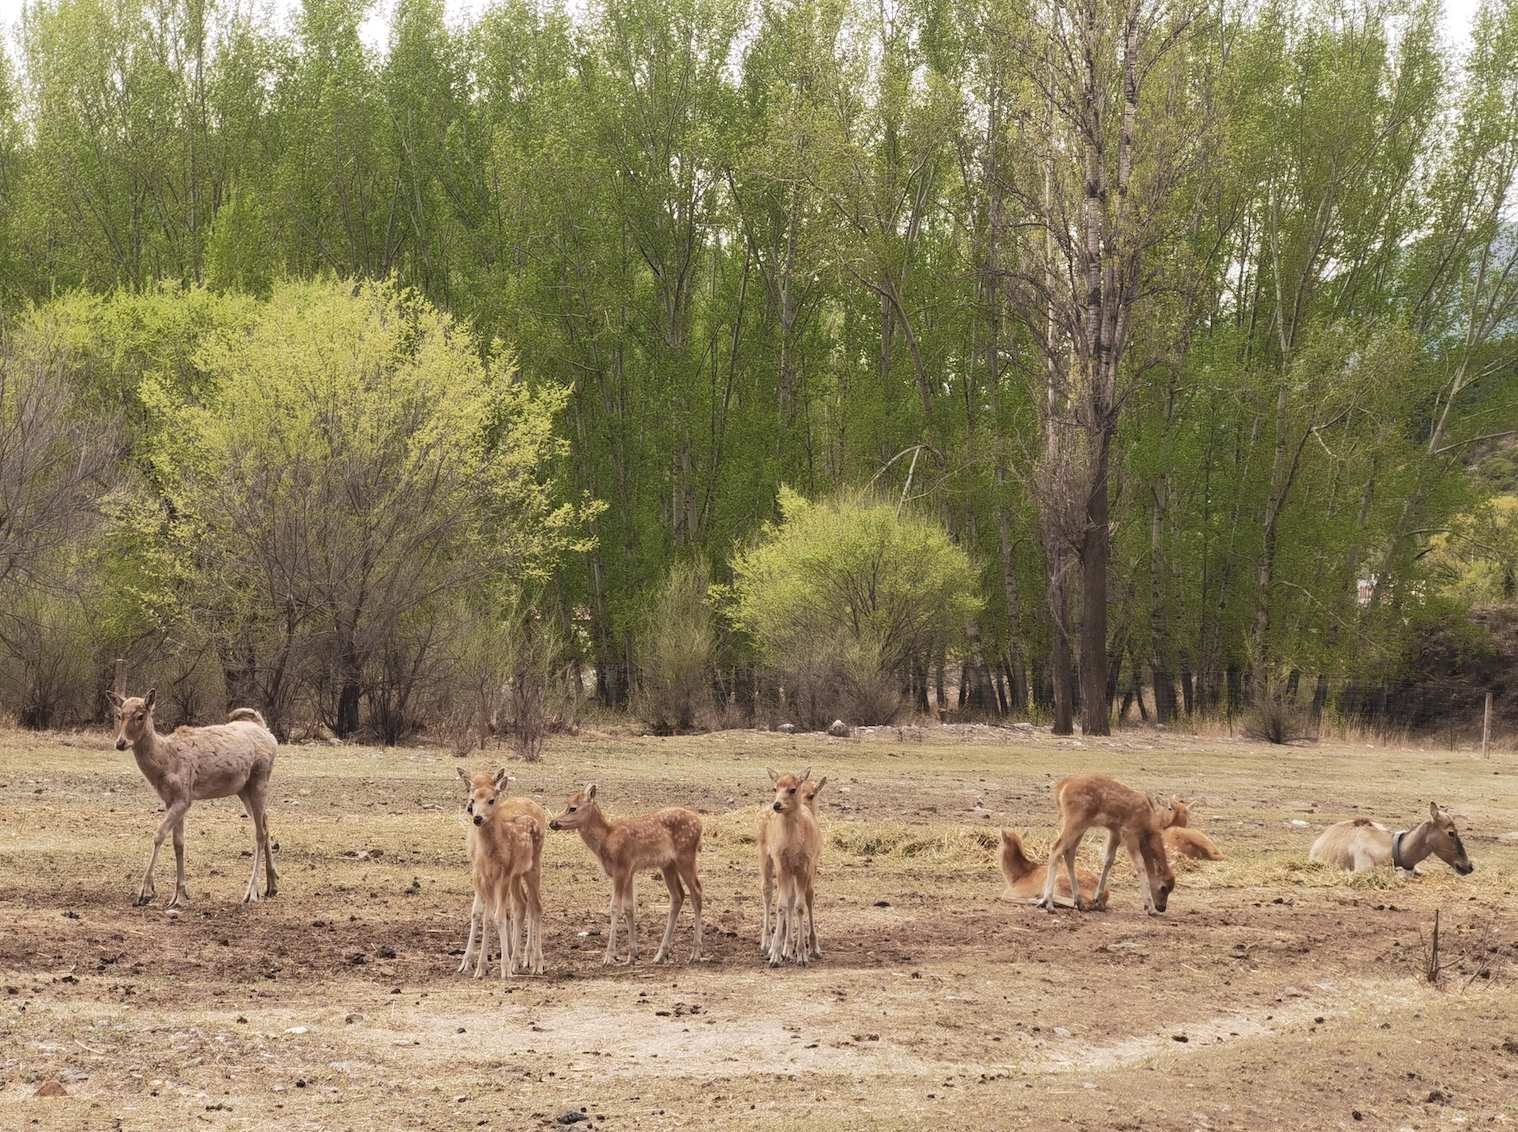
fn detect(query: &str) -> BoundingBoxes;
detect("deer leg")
[679,858,703,964]
[503,892,522,977]
[474,887,493,979]
[258,804,278,898]
[804,872,820,959]
[652,869,685,964]
[1092,832,1120,911]
[137,800,189,906]
[459,891,485,975]
[1127,841,1157,915]
[625,876,642,963]
[166,814,189,910]
[240,789,266,904]
[521,867,544,975]
[767,875,790,968]
[1037,829,1074,911]
[759,852,774,954]
[604,879,624,965]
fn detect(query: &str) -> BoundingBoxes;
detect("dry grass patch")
[2,724,1518,1131]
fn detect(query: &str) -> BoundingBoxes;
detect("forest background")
[2,0,1518,750]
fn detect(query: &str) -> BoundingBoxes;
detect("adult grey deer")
[109,689,279,908]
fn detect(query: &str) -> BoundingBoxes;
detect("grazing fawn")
[549,784,704,965]
[998,829,1105,909]
[1158,798,1226,861]
[109,689,278,909]
[758,767,827,957]
[457,769,548,977]
[763,767,824,967]
[1038,774,1174,915]
[1310,802,1474,876]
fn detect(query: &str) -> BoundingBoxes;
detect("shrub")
[729,487,982,728]
[1240,696,1318,744]
[634,560,715,733]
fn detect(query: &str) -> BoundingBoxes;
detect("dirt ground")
[1,722,1515,1132]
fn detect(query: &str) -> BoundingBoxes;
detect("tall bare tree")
[992,0,1222,733]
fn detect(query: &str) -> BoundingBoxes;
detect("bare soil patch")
[1,724,1515,1130]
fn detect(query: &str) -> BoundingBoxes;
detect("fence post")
[1482,692,1492,760]
[113,658,127,699]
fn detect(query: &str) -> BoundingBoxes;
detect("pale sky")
[0,0,1491,73]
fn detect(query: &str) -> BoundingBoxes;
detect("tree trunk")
[1080,444,1112,734]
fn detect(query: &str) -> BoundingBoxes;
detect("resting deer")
[549,784,704,965]
[1038,774,1174,915]
[761,767,825,966]
[758,767,826,954]
[1310,803,1474,876]
[457,769,548,977]
[1158,798,1227,861]
[998,829,1105,909]
[108,689,278,909]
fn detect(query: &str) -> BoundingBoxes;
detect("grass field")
[1,721,1515,1131]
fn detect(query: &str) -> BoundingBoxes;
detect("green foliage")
[142,277,581,734]
[730,487,981,725]
[634,559,717,733]
[1427,495,1518,604]
[1,0,1518,732]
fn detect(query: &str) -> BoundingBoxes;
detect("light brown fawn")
[1158,798,1227,861]
[758,766,827,954]
[457,769,548,977]
[998,829,1105,909]
[549,784,704,965]
[763,767,824,967]
[1038,774,1174,915]
[109,689,278,909]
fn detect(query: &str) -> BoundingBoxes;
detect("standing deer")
[457,769,548,977]
[1038,774,1174,915]
[763,767,825,967]
[1310,803,1474,876]
[1157,797,1227,861]
[108,689,278,909]
[758,767,826,958]
[549,784,704,965]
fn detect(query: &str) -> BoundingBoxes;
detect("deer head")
[767,767,810,815]
[549,783,598,831]
[458,768,505,828]
[1423,802,1475,875]
[110,689,156,751]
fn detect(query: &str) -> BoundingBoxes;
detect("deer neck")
[130,726,173,789]
[575,805,616,862]
[1393,822,1433,869]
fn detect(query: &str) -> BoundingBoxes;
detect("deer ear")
[143,689,157,711]
[812,776,827,794]
[494,768,509,788]
[800,766,812,784]
[1429,801,1440,819]
[766,767,779,783]
[107,690,124,708]
[1000,827,1011,844]
[456,767,471,782]
[586,783,597,800]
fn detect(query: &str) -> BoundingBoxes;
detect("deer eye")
[136,713,145,721]
[569,806,577,812]
[488,797,495,805]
